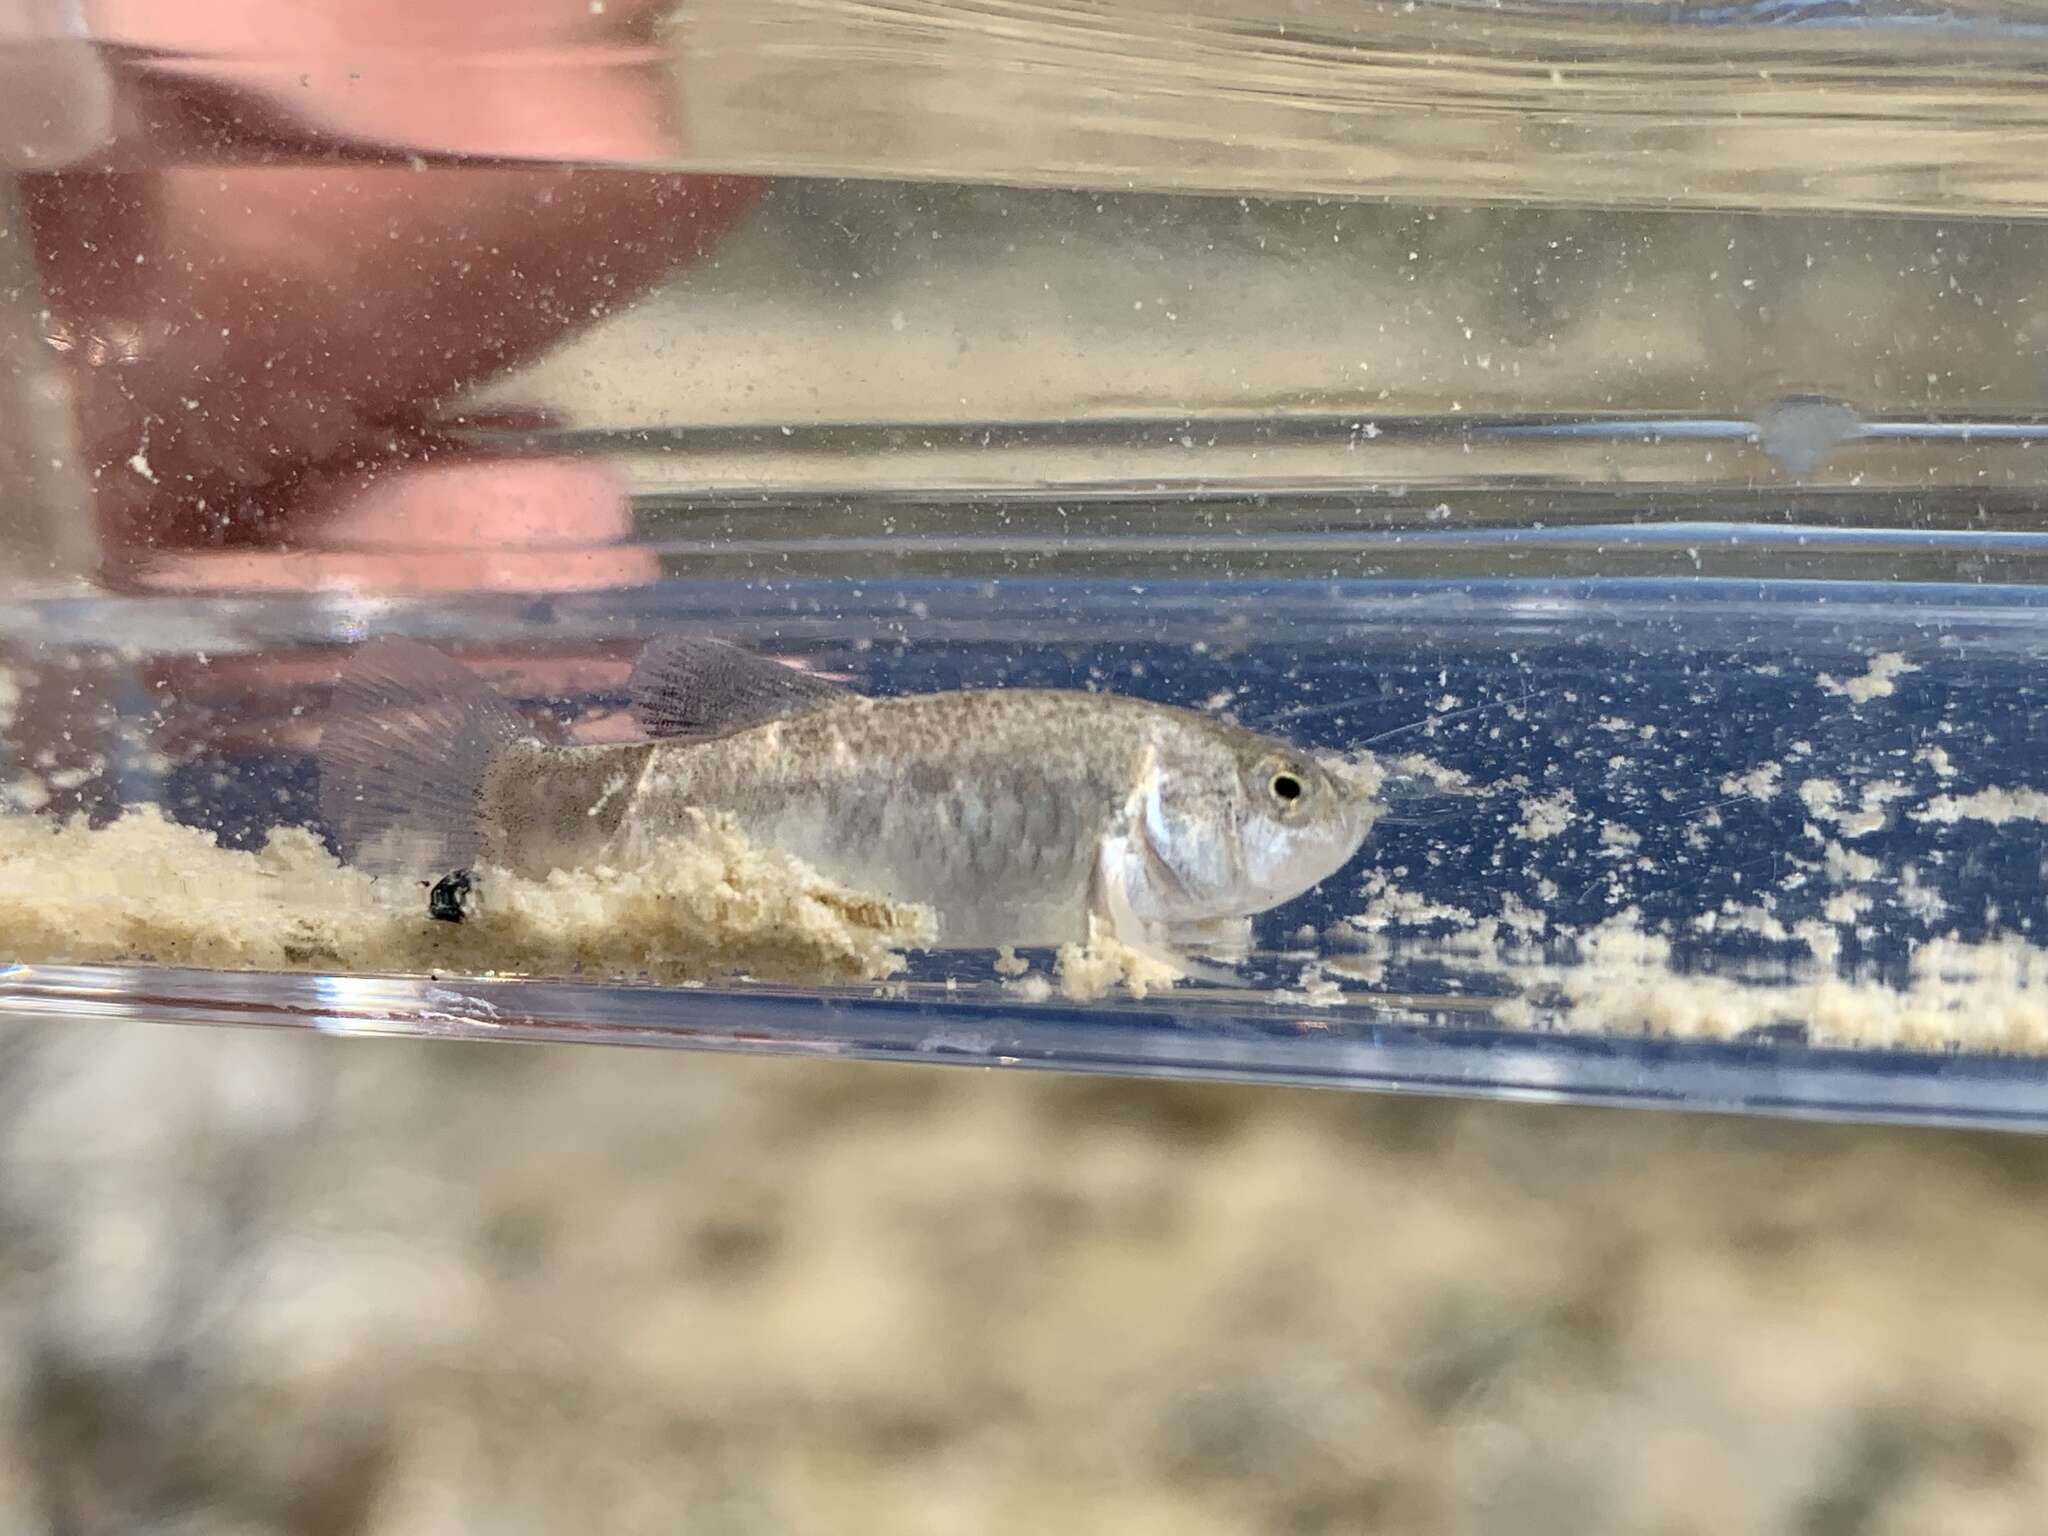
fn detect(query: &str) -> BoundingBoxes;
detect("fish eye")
[1270,770,1305,803]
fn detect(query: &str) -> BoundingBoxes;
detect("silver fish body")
[321,639,1380,957]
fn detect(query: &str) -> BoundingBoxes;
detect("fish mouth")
[1316,751,1387,842]
[1317,749,1385,804]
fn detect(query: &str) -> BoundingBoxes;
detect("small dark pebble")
[428,870,477,924]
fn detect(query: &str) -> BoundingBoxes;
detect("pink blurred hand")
[27,0,758,592]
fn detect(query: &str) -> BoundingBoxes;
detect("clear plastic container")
[6,0,2048,1129]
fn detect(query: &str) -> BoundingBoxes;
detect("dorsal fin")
[627,635,853,740]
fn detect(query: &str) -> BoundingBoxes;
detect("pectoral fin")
[1091,835,1241,988]
[1166,914,1256,964]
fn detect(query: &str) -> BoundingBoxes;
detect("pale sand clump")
[1690,902,1789,942]
[0,806,934,986]
[1269,962,1346,1009]
[1719,760,1785,801]
[1053,919,1185,1002]
[1378,751,1467,794]
[1822,840,1881,884]
[1001,971,1056,1003]
[1917,786,2048,827]
[1915,743,1957,779]
[1507,912,2048,1055]
[1816,650,1918,703]
[1345,885,2048,1055]
[1598,820,1643,853]
[1514,789,1576,841]
[1345,871,1473,933]
[1798,777,1912,839]
[1821,889,1872,925]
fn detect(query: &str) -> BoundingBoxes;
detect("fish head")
[1140,729,1382,921]
[1230,741,1382,907]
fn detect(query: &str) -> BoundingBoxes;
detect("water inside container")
[6,1,2048,1126]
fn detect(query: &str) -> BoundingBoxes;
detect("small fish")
[317,636,1381,969]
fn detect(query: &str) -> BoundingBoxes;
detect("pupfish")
[316,636,1381,968]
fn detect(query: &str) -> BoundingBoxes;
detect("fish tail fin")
[317,639,530,879]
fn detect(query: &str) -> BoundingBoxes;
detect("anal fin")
[1091,835,1241,988]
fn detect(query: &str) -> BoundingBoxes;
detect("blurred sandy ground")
[0,1021,2044,1535]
